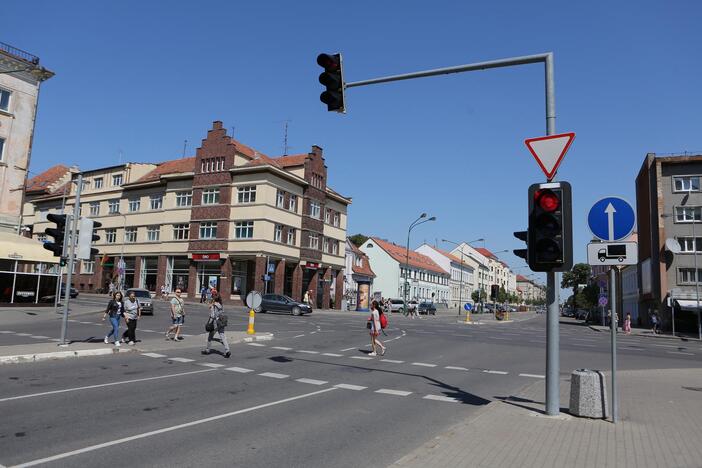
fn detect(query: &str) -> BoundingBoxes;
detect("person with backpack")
[166,288,185,341]
[202,294,230,358]
[102,291,124,347]
[367,300,387,356]
[121,290,141,345]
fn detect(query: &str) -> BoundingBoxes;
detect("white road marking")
[321,353,343,357]
[258,372,288,379]
[376,389,412,396]
[0,331,14,334]
[141,353,166,358]
[198,363,225,368]
[168,357,195,363]
[666,351,694,356]
[423,394,459,403]
[293,334,305,338]
[0,369,216,403]
[30,336,50,339]
[340,347,357,352]
[295,378,328,386]
[272,346,292,351]
[48,339,62,342]
[483,370,509,375]
[141,329,156,333]
[296,350,319,354]
[445,366,468,371]
[334,384,367,391]
[11,387,336,467]
[519,373,545,379]
[350,356,373,360]
[653,344,679,348]
[572,344,596,347]
[380,359,404,364]
[225,367,254,373]
[411,362,437,367]
[246,343,266,347]
[15,333,31,336]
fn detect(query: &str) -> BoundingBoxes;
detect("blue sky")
[5,0,701,287]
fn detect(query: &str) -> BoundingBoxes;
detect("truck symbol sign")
[598,244,626,262]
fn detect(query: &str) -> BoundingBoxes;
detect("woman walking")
[166,288,185,341]
[121,290,141,345]
[368,300,386,357]
[202,295,230,358]
[103,291,124,346]
[624,312,632,335]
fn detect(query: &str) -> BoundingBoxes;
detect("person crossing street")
[121,290,141,345]
[202,294,230,358]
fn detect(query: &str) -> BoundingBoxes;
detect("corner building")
[24,121,350,307]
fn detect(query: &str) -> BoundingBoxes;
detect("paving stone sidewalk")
[391,367,702,468]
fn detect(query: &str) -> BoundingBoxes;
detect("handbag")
[366,320,372,329]
[205,317,215,332]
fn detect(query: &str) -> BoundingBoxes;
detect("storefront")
[0,232,59,305]
[193,254,222,294]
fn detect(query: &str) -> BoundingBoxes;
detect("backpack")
[216,312,228,328]
[379,312,388,329]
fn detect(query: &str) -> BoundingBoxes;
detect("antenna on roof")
[231,127,235,139]
[118,149,123,165]
[182,140,188,158]
[283,120,291,155]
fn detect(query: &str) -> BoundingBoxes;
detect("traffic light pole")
[60,173,82,346]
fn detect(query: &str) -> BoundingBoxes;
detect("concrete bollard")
[569,369,608,418]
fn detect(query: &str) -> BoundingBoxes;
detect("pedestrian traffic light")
[77,218,101,260]
[43,213,68,257]
[490,284,499,300]
[527,181,572,272]
[513,230,528,262]
[317,53,346,113]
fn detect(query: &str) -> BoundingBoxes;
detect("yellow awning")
[0,231,58,263]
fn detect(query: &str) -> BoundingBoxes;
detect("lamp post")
[115,212,127,292]
[404,213,436,314]
[442,238,484,316]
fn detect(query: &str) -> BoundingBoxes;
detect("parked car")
[417,302,437,315]
[39,287,79,302]
[388,299,405,313]
[574,309,589,320]
[125,288,153,315]
[260,294,312,316]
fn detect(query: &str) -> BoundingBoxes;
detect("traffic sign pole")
[610,267,619,423]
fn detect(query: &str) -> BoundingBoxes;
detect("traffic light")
[317,53,346,113]
[77,218,101,260]
[513,230,528,262]
[527,181,572,272]
[490,284,499,300]
[43,213,68,257]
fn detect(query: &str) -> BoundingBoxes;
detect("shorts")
[172,316,184,325]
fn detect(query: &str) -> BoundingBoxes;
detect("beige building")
[24,121,351,307]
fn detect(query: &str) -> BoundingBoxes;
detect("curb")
[0,347,135,365]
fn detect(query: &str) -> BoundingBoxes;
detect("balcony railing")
[0,41,39,64]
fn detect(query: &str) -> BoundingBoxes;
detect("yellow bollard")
[247,309,255,334]
[464,311,472,323]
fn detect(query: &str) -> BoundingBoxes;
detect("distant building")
[344,239,376,311]
[415,243,475,309]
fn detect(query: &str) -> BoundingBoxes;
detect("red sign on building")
[192,253,220,261]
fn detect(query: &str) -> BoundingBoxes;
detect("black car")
[260,294,312,316]
[40,287,79,302]
[417,302,436,315]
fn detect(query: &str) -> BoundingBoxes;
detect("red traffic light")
[535,189,560,212]
[317,53,340,70]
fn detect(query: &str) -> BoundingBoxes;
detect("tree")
[497,286,508,303]
[349,233,368,247]
[471,289,485,303]
[561,263,591,298]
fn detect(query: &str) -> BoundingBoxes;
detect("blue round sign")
[587,197,636,242]
[464,303,472,311]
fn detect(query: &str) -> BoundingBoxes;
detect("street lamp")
[404,213,436,313]
[442,238,483,316]
[115,211,127,292]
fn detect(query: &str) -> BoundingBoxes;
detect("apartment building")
[445,243,490,296]
[23,121,351,307]
[344,239,376,311]
[415,243,476,309]
[516,275,546,303]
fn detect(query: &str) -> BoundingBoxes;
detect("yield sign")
[524,132,575,180]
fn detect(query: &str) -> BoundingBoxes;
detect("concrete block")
[569,369,608,418]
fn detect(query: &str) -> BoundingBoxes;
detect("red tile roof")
[349,240,376,277]
[476,247,497,259]
[516,274,531,282]
[433,246,473,267]
[370,237,447,275]
[25,165,70,193]
[275,154,307,167]
[136,157,196,183]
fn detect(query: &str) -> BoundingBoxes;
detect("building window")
[199,222,217,239]
[333,212,340,227]
[274,224,283,242]
[150,195,163,210]
[308,233,319,250]
[287,228,296,245]
[93,177,103,189]
[202,188,220,205]
[0,88,10,112]
[332,241,338,255]
[310,201,321,219]
[108,199,120,214]
[128,198,140,212]
[82,261,95,274]
[173,224,189,240]
[325,209,330,224]
[125,227,137,243]
[323,237,329,253]
[147,226,160,242]
[675,206,702,223]
[89,202,100,216]
[678,237,702,253]
[679,268,702,284]
[674,176,701,193]
[0,137,5,162]
[176,191,192,207]
[105,229,116,243]
[237,186,256,203]
[311,173,324,189]
[289,195,297,212]
[276,190,285,208]
[112,174,123,186]
[234,221,254,239]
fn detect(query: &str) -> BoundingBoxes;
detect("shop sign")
[304,262,320,269]
[193,253,220,261]
[16,291,35,298]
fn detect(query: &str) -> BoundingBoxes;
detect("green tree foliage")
[561,263,592,297]
[349,234,369,247]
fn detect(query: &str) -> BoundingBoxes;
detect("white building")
[344,239,376,311]
[415,243,475,309]
[360,237,450,303]
[446,242,490,298]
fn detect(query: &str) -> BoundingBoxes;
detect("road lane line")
[168,357,195,363]
[666,351,694,356]
[142,353,167,358]
[321,353,343,357]
[334,384,367,391]
[272,346,292,351]
[10,387,336,467]
[15,333,31,337]
[198,363,225,368]
[423,395,459,403]
[30,336,50,339]
[340,347,356,352]
[519,373,545,379]
[483,370,509,375]
[258,372,288,379]
[293,334,305,338]
[225,367,254,373]
[295,378,328,386]
[246,342,266,347]
[0,369,216,403]
[376,389,412,396]
[445,366,468,371]
[411,362,437,367]
[350,356,373,360]
[380,359,404,364]
[296,350,319,354]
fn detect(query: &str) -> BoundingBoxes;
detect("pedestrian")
[120,290,141,345]
[200,285,207,303]
[367,300,386,357]
[202,294,231,358]
[303,289,310,307]
[108,282,115,296]
[102,291,124,346]
[206,286,213,303]
[624,312,632,335]
[160,285,168,300]
[166,288,185,341]
[651,311,660,334]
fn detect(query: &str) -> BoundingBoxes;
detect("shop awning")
[0,232,58,263]
[675,299,702,311]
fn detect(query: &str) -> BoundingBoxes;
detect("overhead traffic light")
[513,230,528,262]
[527,182,573,272]
[43,213,69,257]
[490,284,499,300]
[317,53,346,113]
[77,218,101,260]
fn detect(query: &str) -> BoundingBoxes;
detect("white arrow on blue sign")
[464,303,472,311]
[587,197,636,242]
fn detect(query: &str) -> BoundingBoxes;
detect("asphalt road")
[0,306,700,467]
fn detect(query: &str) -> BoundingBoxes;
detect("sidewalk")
[392,367,702,468]
[587,323,701,342]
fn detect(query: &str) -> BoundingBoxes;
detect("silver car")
[125,288,153,315]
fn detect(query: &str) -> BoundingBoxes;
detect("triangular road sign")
[524,132,575,180]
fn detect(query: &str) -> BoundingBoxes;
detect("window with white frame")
[234,221,254,239]
[679,267,702,284]
[128,198,140,212]
[323,237,329,253]
[112,174,123,186]
[202,188,220,205]
[0,137,5,162]
[289,195,297,212]
[274,224,283,242]
[674,176,701,193]
[237,186,256,203]
[678,237,702,253]
[675,206,702,222]
[93,177,103,189]
[332,241,338,255]
[105,229,116,243]
[0,88,10,112]
[176,191,192,207]
[325,210,330,224]
[82,260,95,274]
[150,194,163,210]
[147,225,160,242]
[333,212,339,227]
[308,233,319,250]
[199,222,217,239]
[89,202,100,216]
[125,227,137,243]
[310,201,321,219]
[108,199,120,214]
[173,224,189,240]
[287,228,296,245]
[276,190,285,208]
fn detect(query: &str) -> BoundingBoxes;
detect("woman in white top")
[368,300,386,356]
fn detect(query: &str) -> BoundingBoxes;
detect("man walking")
[166,288,185,341]
[122,290,141,345]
